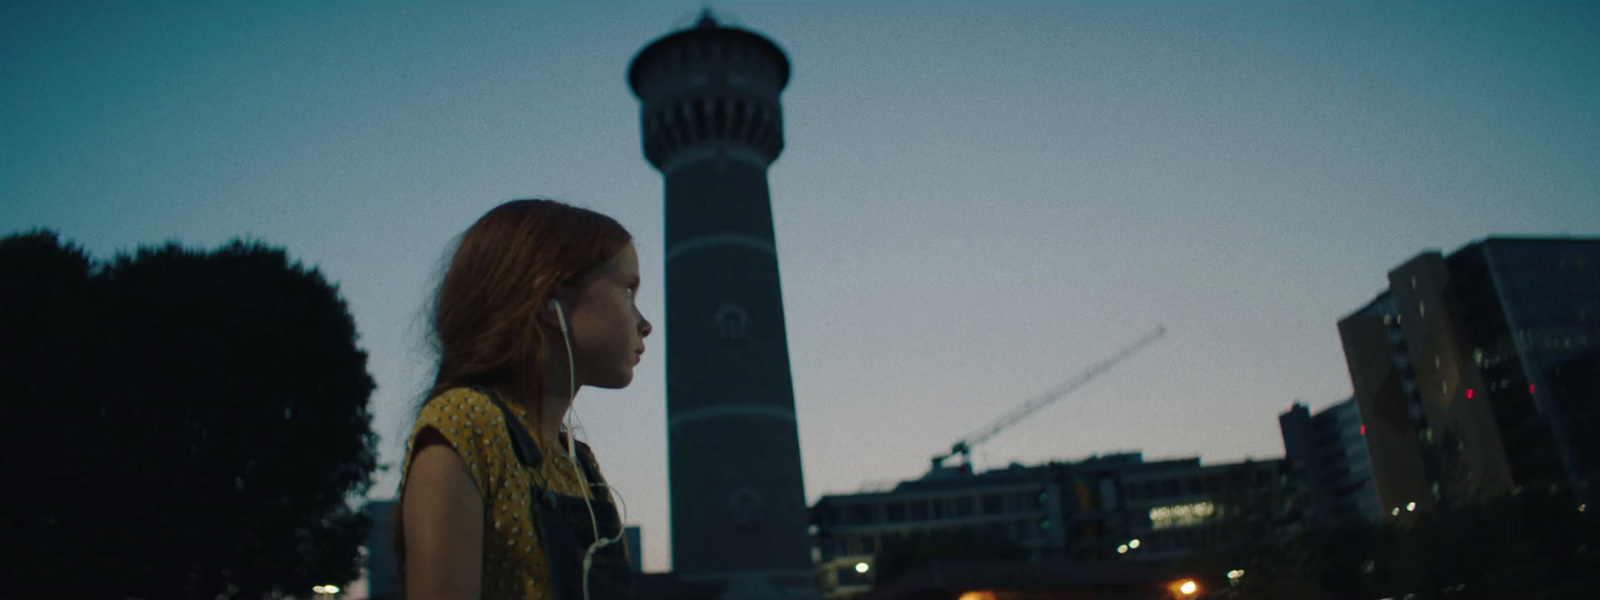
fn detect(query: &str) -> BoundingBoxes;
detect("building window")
[981,494,1003,515]
[931,499,946,520]
[910,501,929,521]
[1150,502,1216,530]
[852,504,878,525]
[956,497,975,517]
[886,502,906,523]
[716,304,749,340]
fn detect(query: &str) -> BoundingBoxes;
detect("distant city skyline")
[4,1,1598,572]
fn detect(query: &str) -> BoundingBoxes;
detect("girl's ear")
[545,299,568,333]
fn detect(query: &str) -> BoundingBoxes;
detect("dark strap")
[472,387,634,599]
[474,386,545,471]
[473,386,610,501]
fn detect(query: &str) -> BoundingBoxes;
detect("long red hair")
[395,198,632,588]
[427,198,633,407]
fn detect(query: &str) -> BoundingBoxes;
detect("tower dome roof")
[627,12,790,97]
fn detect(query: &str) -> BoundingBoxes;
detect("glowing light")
[1150,502,1216,529]
[1392,508,1400,516]
[1227,570,1245,581]
[1117,544,1129,554]
[855,562,869,574]
[1129,538,1141,549]
[313,587,326,594]
[1406,502,1416,512]
[320,585,340,594]
[1581,504,1588,513]
[1168,579,1201,597]
[1466,389,1475,399]
[1361,425,1366,435]
[957,592,997,600]
[1530,385,1537,394]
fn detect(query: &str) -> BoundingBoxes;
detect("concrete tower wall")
[630,15,819,600]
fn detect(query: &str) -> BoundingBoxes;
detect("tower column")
[629,14,819,600]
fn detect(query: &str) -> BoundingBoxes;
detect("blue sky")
[5,0,1598,572]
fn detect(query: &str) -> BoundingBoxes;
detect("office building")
[1339,237,1600,513]
[1279,399,1381,525]
[810,454,1285,598]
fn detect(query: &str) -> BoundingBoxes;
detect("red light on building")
[1530,384,1537,394]
[1360,425,1366,436]
[1466,389,1475,399]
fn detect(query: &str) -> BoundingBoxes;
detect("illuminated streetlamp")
[1117,544,1129,554]
[855,562,870,574]
[1128,538,1141,549]
[1167,579,1200,598]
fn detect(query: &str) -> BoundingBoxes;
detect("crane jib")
[931,326,1167,470]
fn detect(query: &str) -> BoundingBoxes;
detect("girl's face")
[560,244,652,389]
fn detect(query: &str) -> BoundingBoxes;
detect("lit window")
[1149,502,1216,529]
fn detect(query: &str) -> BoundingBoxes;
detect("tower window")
[717,304,749,340]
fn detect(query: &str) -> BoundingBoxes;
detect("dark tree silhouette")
[1,232,377,599]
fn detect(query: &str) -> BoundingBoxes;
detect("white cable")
[553,303,620,600]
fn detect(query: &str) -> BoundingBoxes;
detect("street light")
[1167,579,1200,598]
[855,562,870,574]
[1128,538,1141,549]
[1117,544,1129,554]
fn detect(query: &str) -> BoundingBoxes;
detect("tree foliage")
[1,230,377,599]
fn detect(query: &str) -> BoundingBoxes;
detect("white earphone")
[546,297,627,600]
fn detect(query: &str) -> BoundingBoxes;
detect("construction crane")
[929,325,1168,472]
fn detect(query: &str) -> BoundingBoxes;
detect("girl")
[397,199,652,600]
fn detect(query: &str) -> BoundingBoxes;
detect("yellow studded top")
[401,386,611,599]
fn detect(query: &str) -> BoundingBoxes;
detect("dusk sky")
[4,0,1598,572]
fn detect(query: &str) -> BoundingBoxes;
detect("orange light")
[957,592,998,600]
[1167,579,1201,597]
